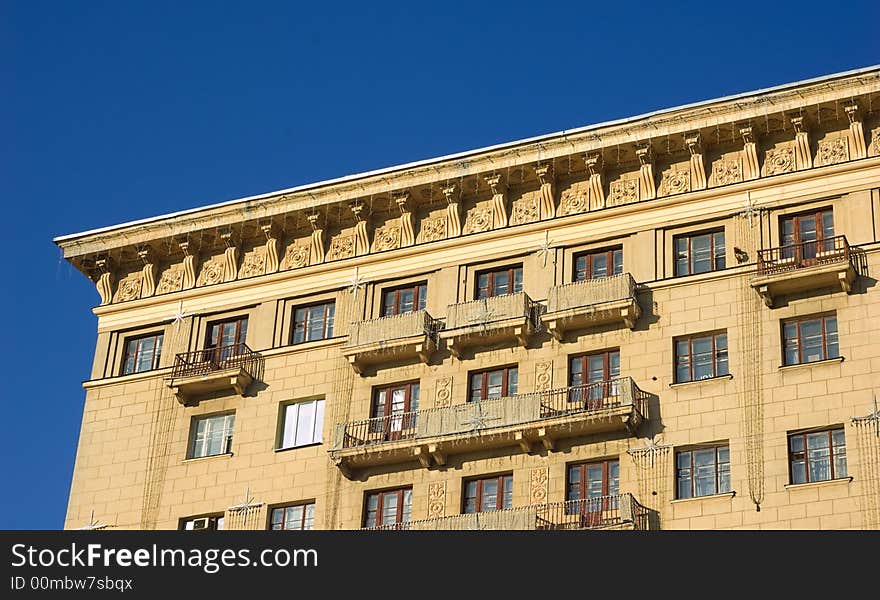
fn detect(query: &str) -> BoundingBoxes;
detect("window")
[463,474,513,513]
[382,282,427,316]
[569,350,619,405]
[270,503,315,530]
[469,366,518,402]
[674,332,728,383]
[674,230,725,276]
[476,265,523,299]
[575,248,623,282]
[782,314,838,365]
[180,514,224,531]
[292,302,335,344]
[122,332,163,375]
[676,446,731,499]
[207,317,248,362]
[189,413,235,459]
[780,208,834,260]
[567,460,619,502]
[279,399,325,449]
[789,428,847,484]
[363,488,413,528]
[371,382,419,439]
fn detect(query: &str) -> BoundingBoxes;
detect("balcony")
[542,273,641,339]
[169,343,261,406]
[364,494,651,530]
[439,293,538,358]
[329,377,647,473]
[752,236,856,307]
[342,310,440,374]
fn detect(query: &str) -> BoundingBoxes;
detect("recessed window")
[292,302,335,344]
[789,428,847,484]
[568,350,620,405]
[567,459,619,502]
[180,514,224,531]
[780,208,834,259]
[674,229,725,276]
[363,488,412,528]
[476,265,523,299]
[782,314,838,366]
[279,399,325,449]
[122,332,163,375]
[382,282,427,316]
[189,413,235,459]
[574,248,623,282]
[207,316,248,362]
[269,503,315,530]
[676,446,731,499]
[674,332,728,383]
[469,366,518,402]
[370,382,419,440]
[463,474,513,513]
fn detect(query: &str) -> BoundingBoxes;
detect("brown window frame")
[381,281,428,317]
[475,265,523,299]
[121,331,164,375]
[369,381,420,439]
[269,502,315,531]
[291,301,335,345]
[673,229,726,276]
[363,487,413,528]
[371,381,420,419]
[780,207,834,246]
[462,473,513,513]
[674,331,729,383]
[574,247,623,282]
[781,313,839,366]
[206,316,248,349]
[468,365,518,402]
[788,428,847,484]
[568,350,620,386]
[566,459,620,501]
[675,445,731,499]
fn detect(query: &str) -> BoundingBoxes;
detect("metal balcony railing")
[345,310,440,348]
[363,493,649,530]
[171,343,260,380]
[756,235,852,276]
[546,273,637,313]
[332,377,647,450]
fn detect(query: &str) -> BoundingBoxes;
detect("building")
[56,66,880,531]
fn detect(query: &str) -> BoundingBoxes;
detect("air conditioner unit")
[191,517,211,530]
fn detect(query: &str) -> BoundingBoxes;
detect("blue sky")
[1,1,877,529]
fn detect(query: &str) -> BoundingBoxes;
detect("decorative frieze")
[658,168,690,197]
[844,102,867,160]
[327,234,356,261]
[763,145,795,176]
[156,266,183,295]
[584,153,605,209]
[817,137,849,167]
[558,182,590,216]
[372,224,402,252]
[712,158,742,186]
[114,274,142,302]
[463,206,493,234]
[609,179,639,206]
[529,467,549,505]
[636,142,656,200]
[685,132,707,191]
[485,174,508,229]
[740,125,760,180]
[870,127,880,157]
[427,482,446,518]
[535,164,556,219]
[510,193,541,226]
[282,243,310,270]
[196,256,226,287]
[238,249,266,279]
[435,377,452,408]
[535,361,552,392]
[417,215,447,243]
[789,114,812,170]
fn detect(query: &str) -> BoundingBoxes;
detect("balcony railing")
[752,235,856,307]
[543,273,640,336]
[169,343,261,405]
[440,293,539,356]
[363,493,650,530]
[330,378,647,471]
[756,235,851,276]
[343,310,440,373]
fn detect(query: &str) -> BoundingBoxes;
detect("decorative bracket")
[260,220,280,274]
[394,191,415,247]
[218,228,238,282]
[485,174,508,228]
[535,163,556,219]
[307,212,325,264]
[636,142,656,200]
[789,114,812,170]
[93,256,114,305]
[740,125,760,180]
[137,247,158,298]
[584,152,605,209]
[442,183,462,237]
[845,102,867,160]
[178,239,197,290]
[349,200,369,256]
[685,132,707,191]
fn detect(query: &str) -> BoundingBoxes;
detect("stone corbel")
[740,125,760,180]
[260,220,280,274]
[178,240,197,290]
[219,228,238,282]
[685,132,707,191]
[636,142,656,200]
[93,256,114,305]
[845,102,867,160]
[789,114,812,170]
[349,201,369,255]
[137,247,157,298]
[307,213,325,264]
[584,152,605,209]
[485,174,508,228]
[535,164,556,219]
[394,192,415,247]
[443,183,462,237]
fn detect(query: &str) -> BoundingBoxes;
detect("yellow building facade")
[57,66,880,530]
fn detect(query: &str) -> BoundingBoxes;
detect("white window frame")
[278,399,325,450]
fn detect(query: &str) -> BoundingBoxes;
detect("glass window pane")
[612,249,623,275]
[313,400,325,443]
[508,368,518,395]
[513,268,523,293]
[675,237,689,276]
[691,234,711,274]
[295,401,316,446]
[281,404,298,449]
